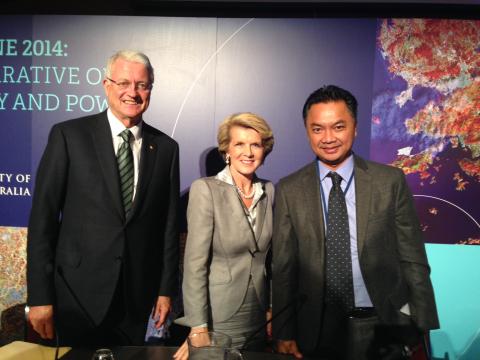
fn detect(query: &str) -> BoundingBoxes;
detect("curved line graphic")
[459,326,480,359]
[171,18,255,138]
[414,194,480,229]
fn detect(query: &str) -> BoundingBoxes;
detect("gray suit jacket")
[272,156,439,353]
[176,174,274,327]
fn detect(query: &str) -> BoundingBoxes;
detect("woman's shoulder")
[257,178,274,197]
[190,176,230,192]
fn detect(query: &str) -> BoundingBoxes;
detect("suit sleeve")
[394,171,439,331]
[265,181,275,303]
[27,124,68,306]
[272,180,299,340]
[175,179,213,327]
[158,142,180,296]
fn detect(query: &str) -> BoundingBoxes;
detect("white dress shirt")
[107,109,143,201]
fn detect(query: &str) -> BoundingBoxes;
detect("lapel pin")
[149,144,155,150]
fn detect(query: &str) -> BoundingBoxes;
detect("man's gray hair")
[105,50,154,83]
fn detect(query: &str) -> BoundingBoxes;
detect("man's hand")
[152,296,172,329]
[28,305,55,340]
[276,340,303,359]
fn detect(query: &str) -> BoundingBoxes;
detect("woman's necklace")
[236,184,255,199]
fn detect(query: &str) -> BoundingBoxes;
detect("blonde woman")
[174,113,275,359]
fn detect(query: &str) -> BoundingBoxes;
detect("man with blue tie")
[27,50,179,346]
[272,85,439,359]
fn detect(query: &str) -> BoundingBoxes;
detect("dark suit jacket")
[272,156,439,354]
[27,111,179,341]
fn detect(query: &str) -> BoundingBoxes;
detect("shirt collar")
[215,166,264,200]
[217,165,259,186]
[107,108,143,141]
[317,153,354,182]
[215,165,236,186]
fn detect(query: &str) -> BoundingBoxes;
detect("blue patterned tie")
[117,129,134,216]
[325,172,354,312]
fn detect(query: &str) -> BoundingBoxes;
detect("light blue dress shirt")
[317,155,373,307]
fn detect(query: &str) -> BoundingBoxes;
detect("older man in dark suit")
[27,50,179,346]
[272,85,439,359]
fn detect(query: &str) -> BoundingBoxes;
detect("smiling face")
[103,58,151,127]
[305,100,357,170]
[227,126,265,180]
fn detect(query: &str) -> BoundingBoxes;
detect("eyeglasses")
[106,77,152,91]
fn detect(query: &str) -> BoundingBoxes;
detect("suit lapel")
[91,112,124,220]
[129,123,156,221]
[301,162,325,244]
[354,156,372,258]
[220,182,259,255]
[253,185,267,247]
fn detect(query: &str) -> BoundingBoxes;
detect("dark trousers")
[310,304,422,360]
[56,273,147,347]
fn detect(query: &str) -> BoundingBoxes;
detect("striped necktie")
[325,171,355,312]
[117,129,134,216]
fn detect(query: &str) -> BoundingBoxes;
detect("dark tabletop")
[60,346,317,360]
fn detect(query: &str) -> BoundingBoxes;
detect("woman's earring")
[225,154,230,165]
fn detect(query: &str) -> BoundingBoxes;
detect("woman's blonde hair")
[217,112,274,162]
